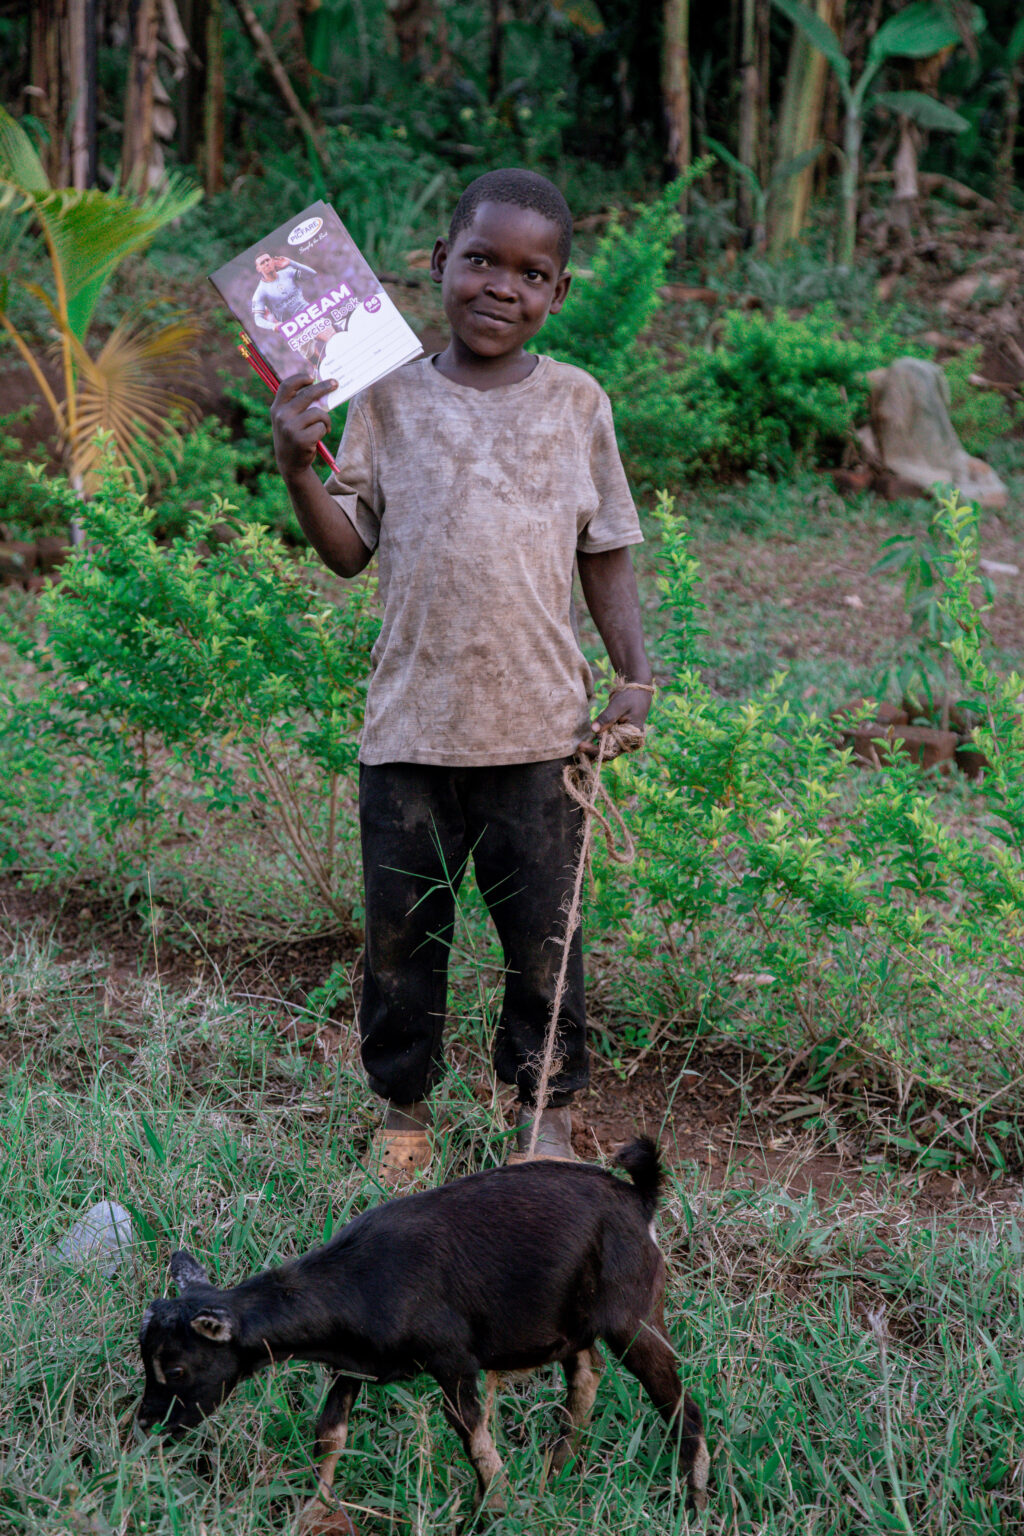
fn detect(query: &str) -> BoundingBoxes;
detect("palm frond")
[0,108,49,192]
[0,109,202,342]
[65,315,203,489]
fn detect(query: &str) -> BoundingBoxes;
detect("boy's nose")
[483,271,517,301]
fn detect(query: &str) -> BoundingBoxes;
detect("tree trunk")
[995,61,1021,213]
[29,0,97,188]
[178,0,208,166]
[840,103,861,266]
[121,0,161,192]
[227,0,327,167]
[488,0,504,102]
[387,0,435,70]
[890,117,919,239]
[662,0,691,202]
[204,0,225,194]
[737,0,757,237]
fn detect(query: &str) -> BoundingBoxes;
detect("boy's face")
[431,202,570,360]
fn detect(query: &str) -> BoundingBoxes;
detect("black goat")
[137,1140,709,1521]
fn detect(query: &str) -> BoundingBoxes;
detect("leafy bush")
[542,181,939,486]
[0,455,378,927]
[590,490,1024,1155]
[0,412,68,538]
[944,344,1019,455]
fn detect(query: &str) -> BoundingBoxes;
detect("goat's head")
[136,1251,244,1436]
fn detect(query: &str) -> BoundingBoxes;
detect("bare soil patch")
[4,873,1018,1222]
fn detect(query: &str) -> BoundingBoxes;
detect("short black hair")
[449,168,573,269]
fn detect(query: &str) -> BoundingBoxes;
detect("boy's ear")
[548,270,571,316]
[429,236,449,285]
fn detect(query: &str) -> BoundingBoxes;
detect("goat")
[136,1140,709,1521]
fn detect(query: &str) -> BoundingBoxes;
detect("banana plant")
[705,137,823,251]
[0,107,203,494]
[771,0,983,265]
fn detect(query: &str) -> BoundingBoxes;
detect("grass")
[3,928,1024,1535]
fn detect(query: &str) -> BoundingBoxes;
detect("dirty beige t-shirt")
[325,354,642,767]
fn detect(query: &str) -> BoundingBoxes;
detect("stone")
[940,268,1016,311]
[832,697,908,727]
[955,741,989,779]
[865,357,1009,509]
[0,540,37,584]
[843,722,957,772]
[52,1200,133,1277]
[35,536,72,573]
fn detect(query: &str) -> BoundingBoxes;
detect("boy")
[271,168,652,1172]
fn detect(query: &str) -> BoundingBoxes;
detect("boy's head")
[431,168,573,362]
[448,169,573,271]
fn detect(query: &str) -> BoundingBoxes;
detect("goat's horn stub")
[170,1249,210,1292]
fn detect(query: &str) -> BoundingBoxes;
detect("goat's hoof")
[686,1485,709,1517]
[471,1490,507,1520]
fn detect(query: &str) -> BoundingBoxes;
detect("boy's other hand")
[271,374,337,479]
[578,683,653,760]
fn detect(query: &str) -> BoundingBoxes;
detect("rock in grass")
[862,357,1008,509]
[52,1201,133,1277]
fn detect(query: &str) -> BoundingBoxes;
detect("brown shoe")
[508,1104,575,1164]
[377,1101,432,1186]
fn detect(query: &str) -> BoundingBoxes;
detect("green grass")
[3,929,1023,1535]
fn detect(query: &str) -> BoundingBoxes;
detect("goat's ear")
[191,1308,234,1343]
[139,1302,156,1342]
[170,1249,210,1293]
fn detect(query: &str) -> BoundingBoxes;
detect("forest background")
[3,3,1024,1535]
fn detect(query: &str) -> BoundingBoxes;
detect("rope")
[524,683,653,1159]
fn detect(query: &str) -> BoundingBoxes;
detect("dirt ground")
[4,872,1017,1225]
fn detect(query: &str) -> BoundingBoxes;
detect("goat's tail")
[614,1137,663,1219]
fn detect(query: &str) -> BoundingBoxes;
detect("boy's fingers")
[274,376,337,409]
[274,372,316,402]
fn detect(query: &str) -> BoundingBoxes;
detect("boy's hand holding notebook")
[209,201,423,469]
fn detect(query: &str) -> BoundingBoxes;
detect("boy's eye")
[467,254,488,267]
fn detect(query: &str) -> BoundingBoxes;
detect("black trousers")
[357,758,589,1107]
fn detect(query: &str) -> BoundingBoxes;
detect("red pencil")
[237,333,339,474]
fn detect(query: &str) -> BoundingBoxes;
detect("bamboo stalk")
[770,0,843,253]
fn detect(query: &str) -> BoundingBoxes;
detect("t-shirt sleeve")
[576,388,643,554]
[323,398,381,552]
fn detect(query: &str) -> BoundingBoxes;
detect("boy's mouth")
[472,309,516,325]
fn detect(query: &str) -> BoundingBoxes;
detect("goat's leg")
[606,1321,709,1514]
[297,1375,362,1531]
[547,1347,604,1473]
[435,1371,506,1516]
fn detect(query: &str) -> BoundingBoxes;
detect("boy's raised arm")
[577,546,654,753]
[271,374,374,579]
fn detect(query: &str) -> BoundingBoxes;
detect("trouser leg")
[358,764,469,1103]
[466,759,589,1106]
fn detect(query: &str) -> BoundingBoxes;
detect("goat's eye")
[165,1366,186,1383]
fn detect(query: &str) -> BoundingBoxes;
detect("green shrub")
[944,344,1019,455]
[542,181,936,486]
[0,412,70,539]
[589,490,1024,1154]
[0,454,378,927]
